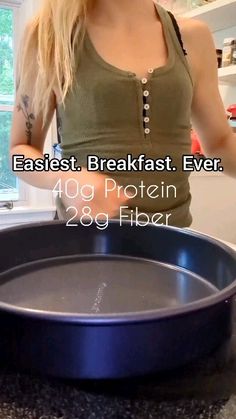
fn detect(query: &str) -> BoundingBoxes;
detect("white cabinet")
[189,173,236,243]
[218,66,236,84]
[182,0,236,32]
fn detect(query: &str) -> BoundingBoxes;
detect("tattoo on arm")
[17,95,35,143]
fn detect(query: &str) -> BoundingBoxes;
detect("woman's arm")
[10,87,59,190]
[179,18,236,178]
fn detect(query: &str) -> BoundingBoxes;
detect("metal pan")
[0,220,236,379]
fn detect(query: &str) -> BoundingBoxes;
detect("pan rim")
[0,220,235,324]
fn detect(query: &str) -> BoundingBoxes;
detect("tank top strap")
[155,3,194,87]
[167,11,188,56]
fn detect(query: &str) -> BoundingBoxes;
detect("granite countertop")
[0,311,236,419]
[0,242,235,419]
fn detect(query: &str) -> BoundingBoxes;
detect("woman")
[10,0,236,227]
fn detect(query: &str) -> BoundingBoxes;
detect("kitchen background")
[0,0,236,243]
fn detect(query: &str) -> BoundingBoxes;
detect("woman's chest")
[58,59,193,140]
[85,23,169,80]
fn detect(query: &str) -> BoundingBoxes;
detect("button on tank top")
[56,3,194,227]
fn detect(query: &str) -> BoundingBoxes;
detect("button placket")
[141,71,153,140]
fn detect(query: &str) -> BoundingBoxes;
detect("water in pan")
[0,255,219,314]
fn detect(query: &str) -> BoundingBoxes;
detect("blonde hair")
[16,0,93,127]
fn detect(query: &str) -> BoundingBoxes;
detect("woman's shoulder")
[174,15,215,85]
[176,15,213,45]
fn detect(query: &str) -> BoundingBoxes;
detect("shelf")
[182,0,236,32]
[218,65,236,84]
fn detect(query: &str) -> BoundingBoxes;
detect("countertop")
[2,326,236,419]
[0,242,236,419]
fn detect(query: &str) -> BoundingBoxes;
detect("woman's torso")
[55,3,194,227]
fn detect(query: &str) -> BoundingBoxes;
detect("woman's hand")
[60,168,130,219]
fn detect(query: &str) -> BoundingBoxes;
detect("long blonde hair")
[16,0,93,127]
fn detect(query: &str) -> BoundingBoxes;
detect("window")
[0,0,56,216]
[0,5,18,203]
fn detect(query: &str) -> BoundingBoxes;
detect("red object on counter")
[227,104,236,117]
[191,130,204,155]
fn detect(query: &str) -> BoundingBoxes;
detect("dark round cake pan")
[0,220,236,379]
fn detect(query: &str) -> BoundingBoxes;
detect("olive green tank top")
[56,4,194,227]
